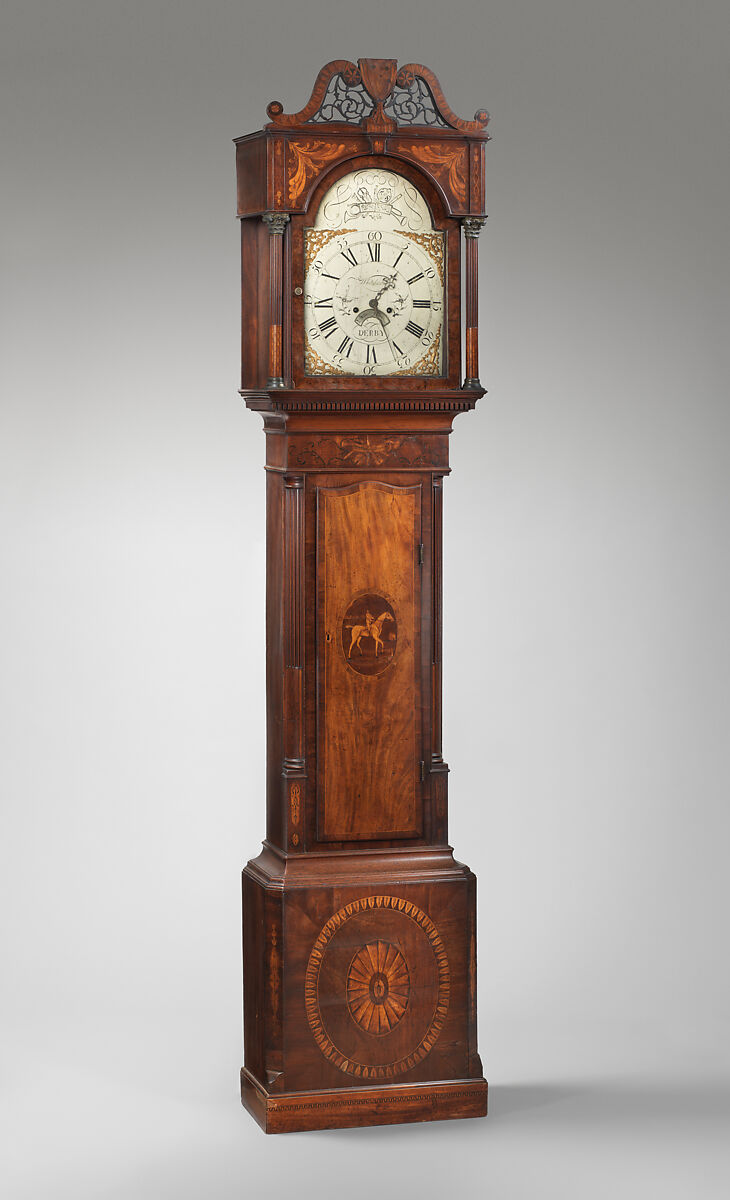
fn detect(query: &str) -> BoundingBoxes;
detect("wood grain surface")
[317,481,421,840]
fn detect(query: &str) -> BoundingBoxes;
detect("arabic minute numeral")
[405,320,425,338]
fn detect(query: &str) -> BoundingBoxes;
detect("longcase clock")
[235,58,490,1134]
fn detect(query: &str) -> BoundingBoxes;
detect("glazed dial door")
[304,168,445,378]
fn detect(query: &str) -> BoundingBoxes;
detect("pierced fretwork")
[308,72,375,124]
[384,76,449,127]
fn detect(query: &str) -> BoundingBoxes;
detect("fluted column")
[282,474,305,850]
[262,211,290,388]
[462,216,486,389]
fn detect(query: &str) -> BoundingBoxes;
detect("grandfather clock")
[236,58,490,1133]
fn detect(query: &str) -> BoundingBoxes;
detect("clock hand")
[354,272,397,301]
[355,274,401,326]
[380,324,398,363]
[368,303,399,362]
[351,274,403,334]
[372,274,399,304]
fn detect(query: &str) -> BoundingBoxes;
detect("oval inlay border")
[304,895,450,1079]
[341,593,397,677]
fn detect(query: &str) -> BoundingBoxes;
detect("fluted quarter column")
[262,211,290,389]
[282,474,305,850]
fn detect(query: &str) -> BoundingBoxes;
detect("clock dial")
[303,169,445,378]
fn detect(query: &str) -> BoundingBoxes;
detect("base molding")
[241,1067,488,1134]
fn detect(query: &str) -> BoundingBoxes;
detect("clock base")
[242,849,486,1133]
[241,1067,487,1134]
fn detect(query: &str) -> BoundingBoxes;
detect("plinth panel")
[304,895,449,1079]
[279,878,474,1094]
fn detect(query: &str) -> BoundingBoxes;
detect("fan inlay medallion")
[347,941,410,1035]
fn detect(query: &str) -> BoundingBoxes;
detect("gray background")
[2,1,728,1196]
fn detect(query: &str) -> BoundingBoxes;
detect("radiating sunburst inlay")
[347,941,410,1036]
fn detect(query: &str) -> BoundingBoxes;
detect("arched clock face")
[304,169,445,378]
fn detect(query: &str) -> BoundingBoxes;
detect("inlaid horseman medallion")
[342,593,397,676]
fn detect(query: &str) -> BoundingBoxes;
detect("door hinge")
[420,760,426,782]
[418,543,424,566]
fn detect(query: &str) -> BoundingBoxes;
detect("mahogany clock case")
[236,59,490,1134]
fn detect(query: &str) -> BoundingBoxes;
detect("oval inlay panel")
[342,593,397,676]
[304,895,450,1080]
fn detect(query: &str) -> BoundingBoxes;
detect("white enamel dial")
[303,169,445,378]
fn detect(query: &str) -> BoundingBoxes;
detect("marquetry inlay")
[347,941,410,1035]
[304,895,450,1080]
[342,593,397,676]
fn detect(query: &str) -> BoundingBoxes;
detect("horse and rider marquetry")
[348,608,394,658]
[342,593,397,677]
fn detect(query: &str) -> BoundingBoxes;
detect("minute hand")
[372,274,399,303]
